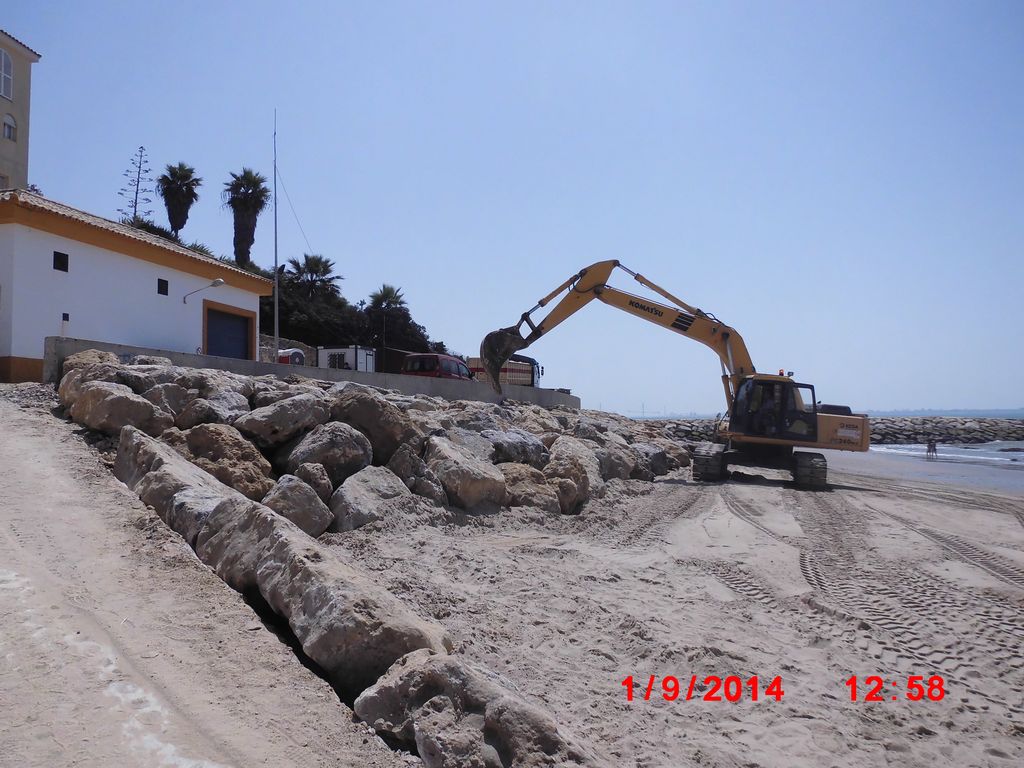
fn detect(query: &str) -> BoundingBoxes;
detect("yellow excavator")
[480,260,869,490]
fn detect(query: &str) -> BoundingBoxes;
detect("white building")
[0,189,272,382]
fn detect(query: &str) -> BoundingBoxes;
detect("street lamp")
[183,278,226,304]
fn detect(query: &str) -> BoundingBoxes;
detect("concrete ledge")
[43,336,580,409]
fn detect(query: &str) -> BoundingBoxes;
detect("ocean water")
[873,440,1024,467]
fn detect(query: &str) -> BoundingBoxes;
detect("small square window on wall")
[157,278,169,296]
[53,251,69,272]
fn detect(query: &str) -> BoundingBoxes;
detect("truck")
[467,353,543,388]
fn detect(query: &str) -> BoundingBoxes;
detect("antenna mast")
[273,109,280,362]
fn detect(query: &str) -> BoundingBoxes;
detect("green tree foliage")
[222,168,270,267]
[121,215,216,257]
[257,263,445,353]
[287,254,342,300]
[368,283,405,309]
[121,215,177,241]
[156,162,202,237]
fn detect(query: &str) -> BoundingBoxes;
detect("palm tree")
[369,283,406,310]
[156,163,202,237]
[222,168,270,266]
[286,254,343,299]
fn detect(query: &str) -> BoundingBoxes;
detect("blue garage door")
[207,309,251,359]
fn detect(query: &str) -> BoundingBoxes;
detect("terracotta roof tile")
[0,30,42,59]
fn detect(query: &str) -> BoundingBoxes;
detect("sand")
[0,387,408,768]
[3,382,1023,767]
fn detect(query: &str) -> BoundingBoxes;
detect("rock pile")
[651,416,1024,445]
[60,350,702,766]
[865,416,1024,445]
[58,351,692,526]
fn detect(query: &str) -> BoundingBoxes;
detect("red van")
[401,353,474,380]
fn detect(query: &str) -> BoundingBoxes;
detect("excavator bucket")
[479,326,530,395]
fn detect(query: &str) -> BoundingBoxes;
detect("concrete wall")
[0,228,11,354]
[43,336,582,410]
[3,224,260,360]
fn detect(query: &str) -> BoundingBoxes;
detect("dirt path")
[0,389,406,768]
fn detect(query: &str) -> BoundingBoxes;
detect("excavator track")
[792,451,828,491]
[691,442,726,483]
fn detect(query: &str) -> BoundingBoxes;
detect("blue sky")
[7,1,1023,414]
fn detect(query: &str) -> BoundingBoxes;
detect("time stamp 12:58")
[845,675,946,701]
[620,674,946,702]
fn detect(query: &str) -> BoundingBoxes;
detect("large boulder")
[547,436,602,498]
[162,423,275,501]
[424,437,506,511]
[444,427,495,462]
[329,466,411,531]
[330,388,423,465]
[58,362,157,408]
[173,369,253,427]
[141,383,192,418]
[649,438,691,470]
[482,428,549,469]
[516,405,563,436]
[386,444,448,506]
[194,497,452,695]
[500,464,561,514]
[262,475,334,537]
[174,390,251,429]
[629,442,671,480]
[233,392,330,449]
[62,348,120,375]
[250,382,325,408]
[448,401,513,433]
[114,426,244,546]
[405,408,457,436]
[324,380,388,398]
[294,462,334,504]
[573,417,608,443]
[175,368,254,397]
[542,451,590,515]
[278,421,373,487]
[131,354,173,366]
[354,649,606,768]
[68,380,174,437]
[592,441,637,482]
[256,525,453,694]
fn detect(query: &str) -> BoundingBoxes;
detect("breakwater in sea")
[651,417,1024,445]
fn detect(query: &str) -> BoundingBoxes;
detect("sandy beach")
[2,383,1022,767]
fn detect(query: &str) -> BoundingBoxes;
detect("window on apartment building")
[157,278,168,296]
[53,251,69,272]
[0,50,11,100]
[2,114,15,142]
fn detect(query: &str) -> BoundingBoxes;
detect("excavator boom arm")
[480,260,755,405]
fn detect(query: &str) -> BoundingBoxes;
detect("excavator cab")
[729,377,818,443]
